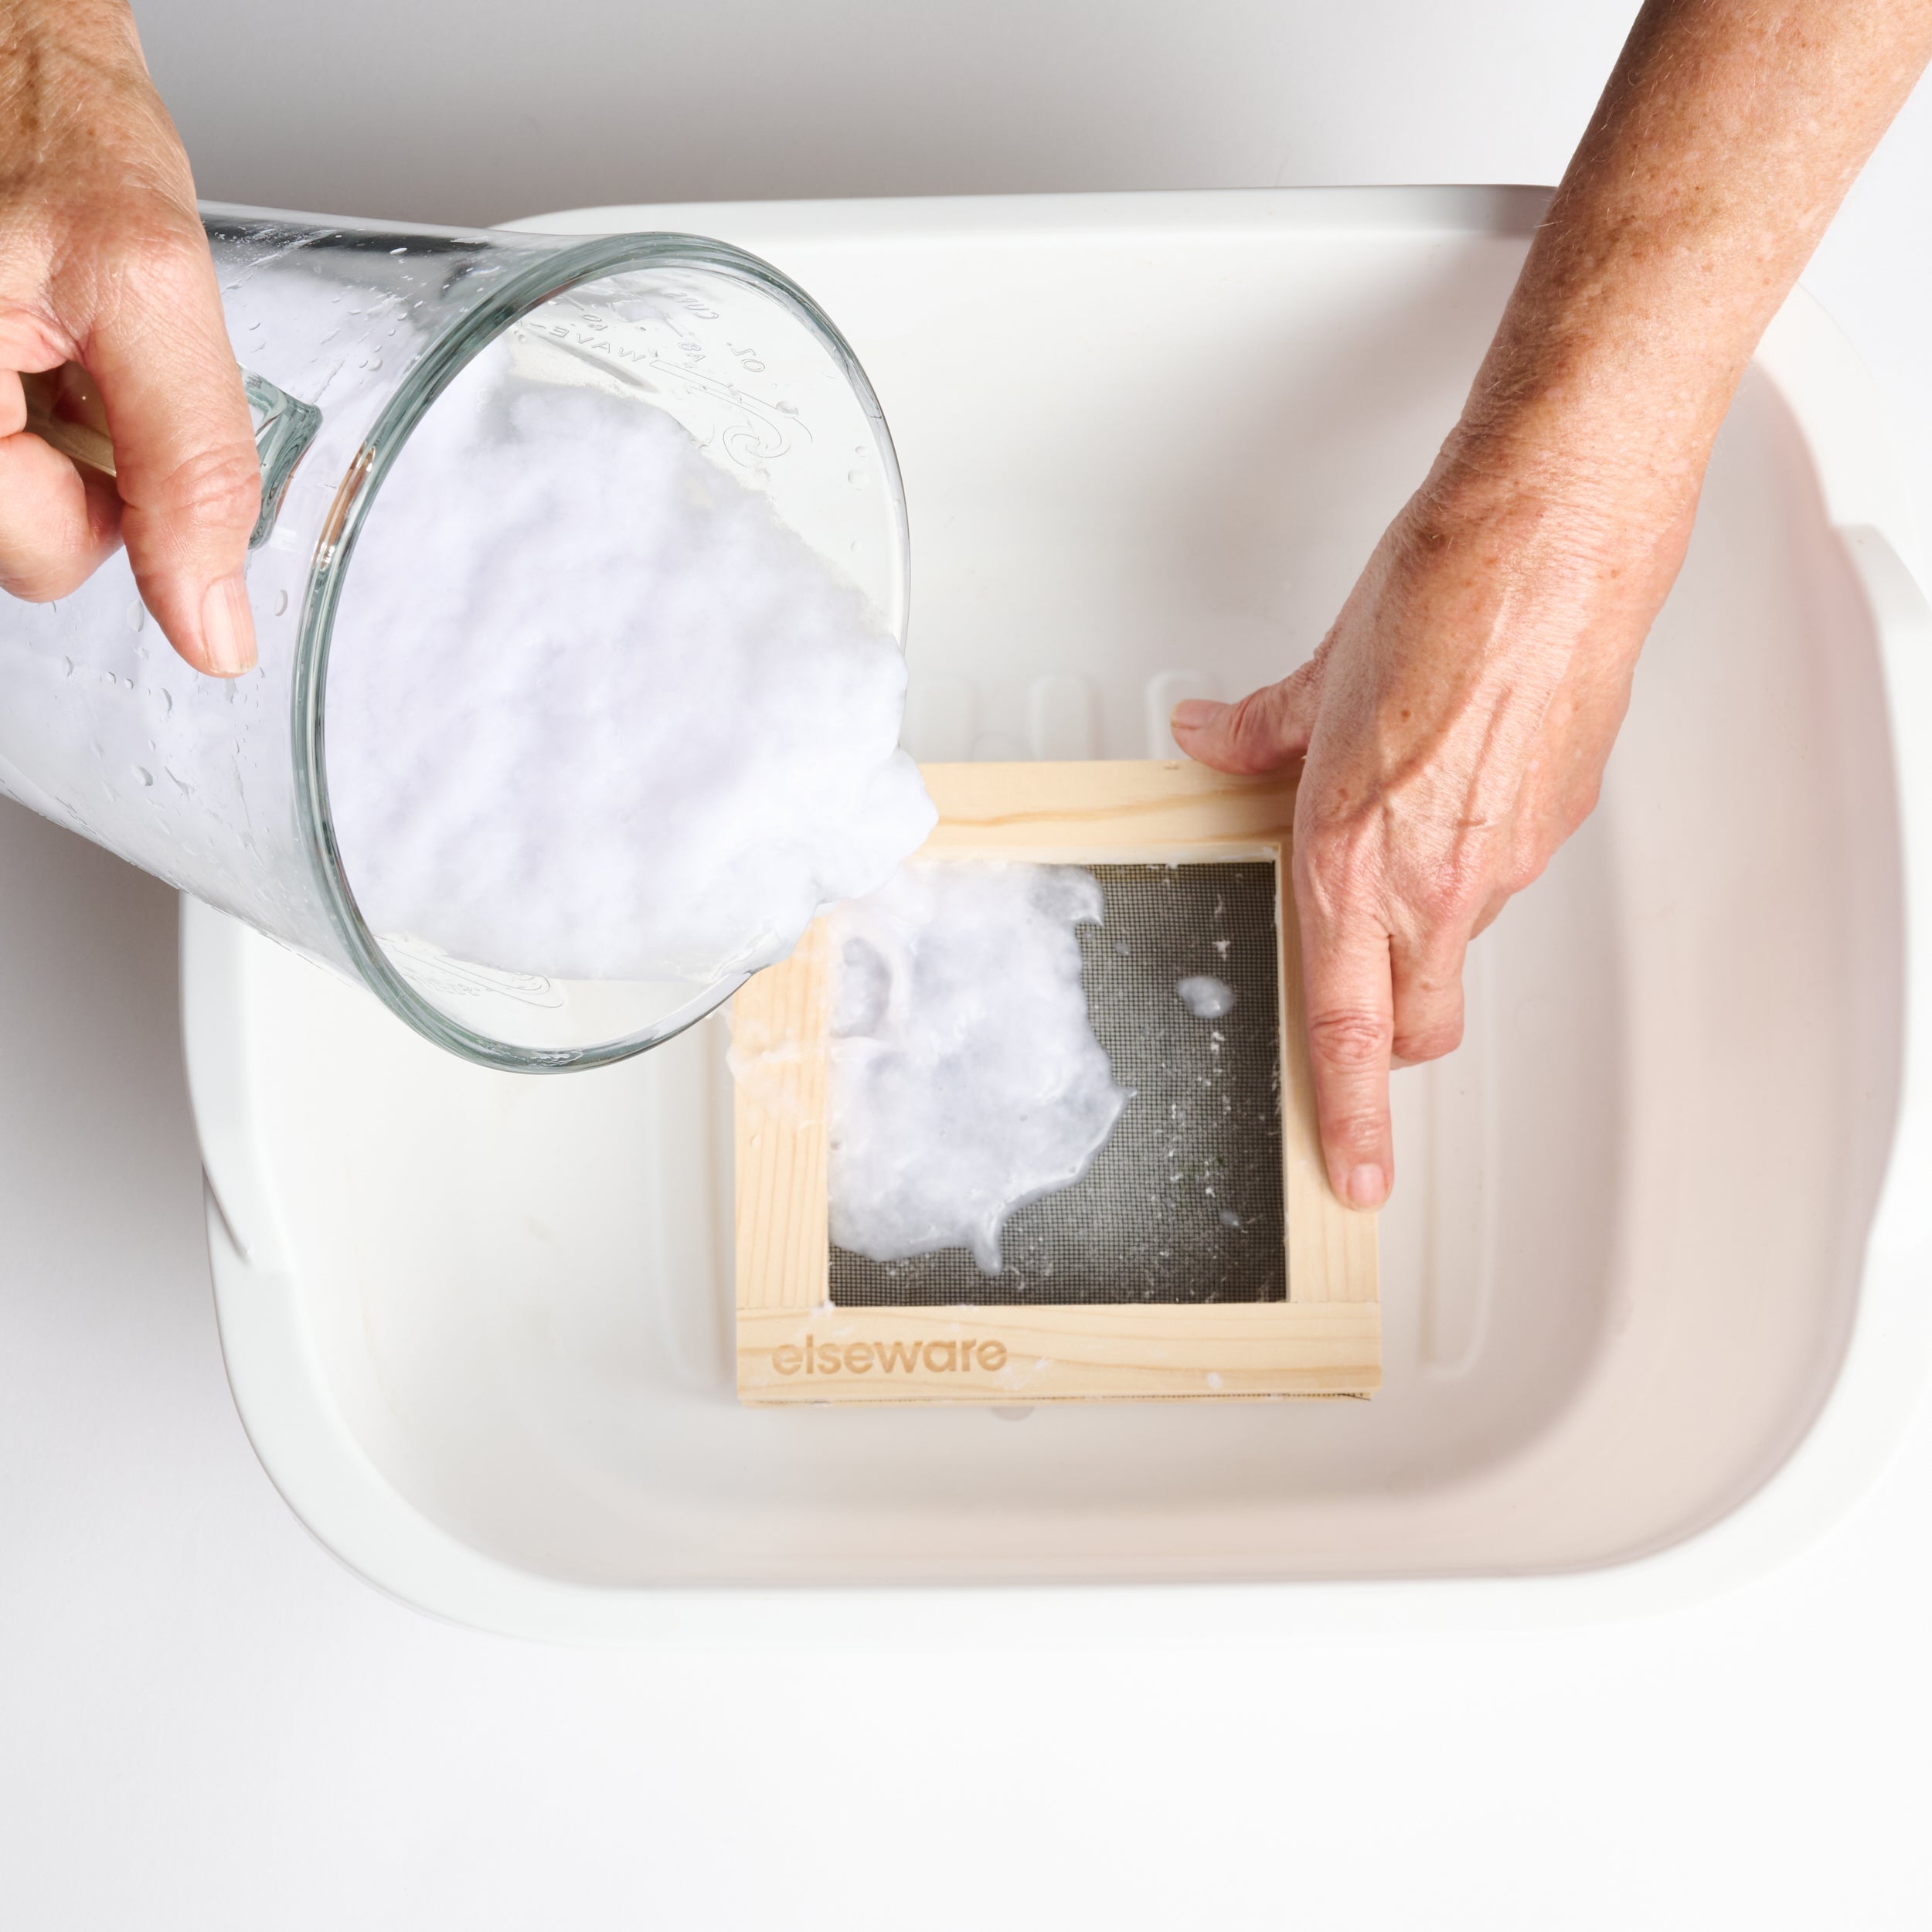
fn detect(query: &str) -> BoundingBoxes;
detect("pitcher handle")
[21,362,321,552]
[240,369,321,549]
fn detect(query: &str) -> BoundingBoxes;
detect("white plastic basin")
[183,188,1932,1641]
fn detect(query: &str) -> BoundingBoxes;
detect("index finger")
[1295,895,1396,1211]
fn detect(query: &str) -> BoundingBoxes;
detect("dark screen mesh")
[829,859,1287,1307]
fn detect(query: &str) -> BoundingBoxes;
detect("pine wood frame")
[733,760,1379,1404]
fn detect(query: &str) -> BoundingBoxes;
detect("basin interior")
[221,205,1902,1586]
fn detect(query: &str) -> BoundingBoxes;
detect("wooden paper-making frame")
[733,760,1379,1404]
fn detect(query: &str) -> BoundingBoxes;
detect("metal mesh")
[830,859,1287,1307]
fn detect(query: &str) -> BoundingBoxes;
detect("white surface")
[139,0,1644,223]
[7,3,1932,1922]
[185,191,1923,1631]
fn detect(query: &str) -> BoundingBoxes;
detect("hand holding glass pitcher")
[0,0,258,677]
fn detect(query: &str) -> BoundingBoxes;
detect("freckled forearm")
[1452,0,1932,508]
[0,2,172,219]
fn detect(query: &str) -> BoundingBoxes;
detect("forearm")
[1451,0,1932,512]
[0,1,152,202]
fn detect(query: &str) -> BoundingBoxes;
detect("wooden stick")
[20,369,117,478]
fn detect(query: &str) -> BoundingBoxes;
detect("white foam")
[826,862,1129,1273]
[325,332,934,984]
[1175,974,1236,1019]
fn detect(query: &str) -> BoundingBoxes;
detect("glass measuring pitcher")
[0,204,909,1070]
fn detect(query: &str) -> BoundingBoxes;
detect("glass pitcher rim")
[263,220,909,1072]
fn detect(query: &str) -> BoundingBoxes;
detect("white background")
[5,2,1932,1923]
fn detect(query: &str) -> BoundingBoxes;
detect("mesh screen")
[830,859,1287,1307]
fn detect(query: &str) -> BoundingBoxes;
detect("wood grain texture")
[731,920,831,1315]
[739,1302,1379,1404]
[733,760,1379,1404]
[920,757,1297,859]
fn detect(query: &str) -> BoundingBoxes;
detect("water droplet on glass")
[273,589,289,617]
[366,355,381,370]
[100,670,115,687]
[121,676,134,690]
[134,767,155,787]
[160,690,172,715]
[776,400,799,415]
[61,656,73,679]
[847,469,867,486]
[125,600,145,633]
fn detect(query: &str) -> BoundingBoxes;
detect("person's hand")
[1173,446,1696,1211]
[1168,0,1932,1212]
[0,0,258,675]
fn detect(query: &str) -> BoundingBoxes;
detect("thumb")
[83,228,260,676]
[1169,648,1328,775]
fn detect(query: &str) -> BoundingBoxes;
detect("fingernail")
[1345,1164,1386,1209]
[201,573,257,676]
[1170,699,1226,733]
